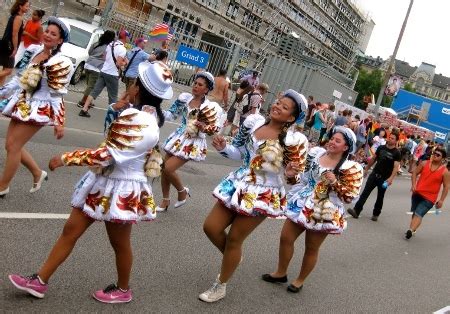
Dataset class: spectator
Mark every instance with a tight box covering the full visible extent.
[304,95,315,128]
[122,37,152,90]
[14,9,45,65]
[149,48,168,63]
[405,147,449,239]
[79,29,129,117]
[334,109,348,126]
[308,102,326,145]
[76,30,115,109]
[0,0,29,86]
[231,83,269,134]
[355,118,369,151]
[241,70,260,88]
[348,132,401,221]
[319,103,335,142]
[209,69,229,110]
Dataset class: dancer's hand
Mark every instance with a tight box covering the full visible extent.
[54,125,64,139]
[194,120,207,132]
[285,162,301,178]
[112,92,130,111]
[212,135,226,151]
[49,155,64,171]
[436,200,443,209]
[324,171,337,185]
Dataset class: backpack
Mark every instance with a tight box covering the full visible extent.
[242,92,262,115]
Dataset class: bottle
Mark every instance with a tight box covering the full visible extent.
[382,181,389,189]
[435,206,440,215]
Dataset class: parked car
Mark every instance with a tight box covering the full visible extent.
[57,18,104,84]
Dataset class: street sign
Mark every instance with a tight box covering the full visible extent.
[175,45,209,68]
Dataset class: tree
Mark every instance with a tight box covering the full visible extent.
[354,69,383,109]
[403,82,415,92]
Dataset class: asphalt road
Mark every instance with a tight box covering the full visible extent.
[1,86,449,313]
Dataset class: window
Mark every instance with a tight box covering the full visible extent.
[68,25,91,49]
[226,1,239,19]
[167,4,173,10]
[163,12,170,23]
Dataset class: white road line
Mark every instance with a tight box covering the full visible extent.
[0,212,69,219]
[64,100,180,126]
[433,306,450,314]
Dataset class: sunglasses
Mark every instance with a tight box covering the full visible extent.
[433,152,442,157]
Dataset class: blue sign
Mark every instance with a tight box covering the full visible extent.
[175,45,209,68]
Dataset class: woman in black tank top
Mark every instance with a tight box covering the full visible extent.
[0,0,29,85]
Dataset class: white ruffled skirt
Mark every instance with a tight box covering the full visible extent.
[2,94,62,126]
[285,184,347,234]
[213,167,286,217]
[163,128,207,161]
[71,171,157,223]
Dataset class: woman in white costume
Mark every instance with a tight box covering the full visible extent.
[8,61,173,304]
[156,71,222,211]
[0,17,73,197]
[199,89,309,303]
[262,126,364,293]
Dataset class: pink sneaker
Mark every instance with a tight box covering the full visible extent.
[9,274,48,298]
[93,284,132,304]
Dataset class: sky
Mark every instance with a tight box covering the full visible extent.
[358,0,450,77]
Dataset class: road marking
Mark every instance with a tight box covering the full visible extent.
[0,212,69,219]
[64,100,181,126]
[405,211,443,215]
[434,306,450,314]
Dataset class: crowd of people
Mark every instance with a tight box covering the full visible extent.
[0,0,449,306]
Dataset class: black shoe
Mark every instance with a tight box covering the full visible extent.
[79,109,91,117]
[405,229,413,239]
[261,274,288,283]
[287,284,303,293]
[371,215,378,222]
[347,208,359,219]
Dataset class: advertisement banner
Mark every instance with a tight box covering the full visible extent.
[384,75,402,96]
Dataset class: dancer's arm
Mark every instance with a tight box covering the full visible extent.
[46,56,74,128]
[332,161,364,203]
[49,146,113,170]
[163,93,190,121]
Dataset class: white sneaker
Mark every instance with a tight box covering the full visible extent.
[198,278,226,303]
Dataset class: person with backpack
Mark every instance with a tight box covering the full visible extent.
[78,30,129,118]
[231,83,268,135]
[122,37,153,90]
[76,30,115,108]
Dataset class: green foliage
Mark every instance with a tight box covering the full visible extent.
[382,95,393,108]
[354,69,383,109]
[403,82,415,92]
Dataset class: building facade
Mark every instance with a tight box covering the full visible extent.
[357,54,450,104]
[144,0,372,74]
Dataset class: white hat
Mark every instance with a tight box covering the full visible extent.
[194,71,215,91]
[282,89,307,113]
[331,126,357,155]
[47,17,71,43]
[138,61,173,100]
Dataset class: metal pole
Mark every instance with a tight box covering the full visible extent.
[99,0,114,27]
[52,0,60,16]
[374,0,414,117]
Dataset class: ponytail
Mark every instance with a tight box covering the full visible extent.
[136,78,165,127]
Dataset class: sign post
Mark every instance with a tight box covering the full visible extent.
[175,45,210,69]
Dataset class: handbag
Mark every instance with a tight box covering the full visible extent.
[110,42,123,79]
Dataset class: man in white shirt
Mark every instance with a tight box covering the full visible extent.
[79,29,129,117]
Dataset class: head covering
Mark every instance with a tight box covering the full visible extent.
[138,61,173,100]
[194,71,215,91]
[135,37,148,45]
[118,29,131,39]
[47,16,70,43]
[282,89,307,113]
[331,126,357,155]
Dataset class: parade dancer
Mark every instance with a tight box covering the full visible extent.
[156,72,222,212]
[8,61,173,303]
[405,147,449,239]
[262,126,363,293]
[0,17,73,198]
[199,89,308,302]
